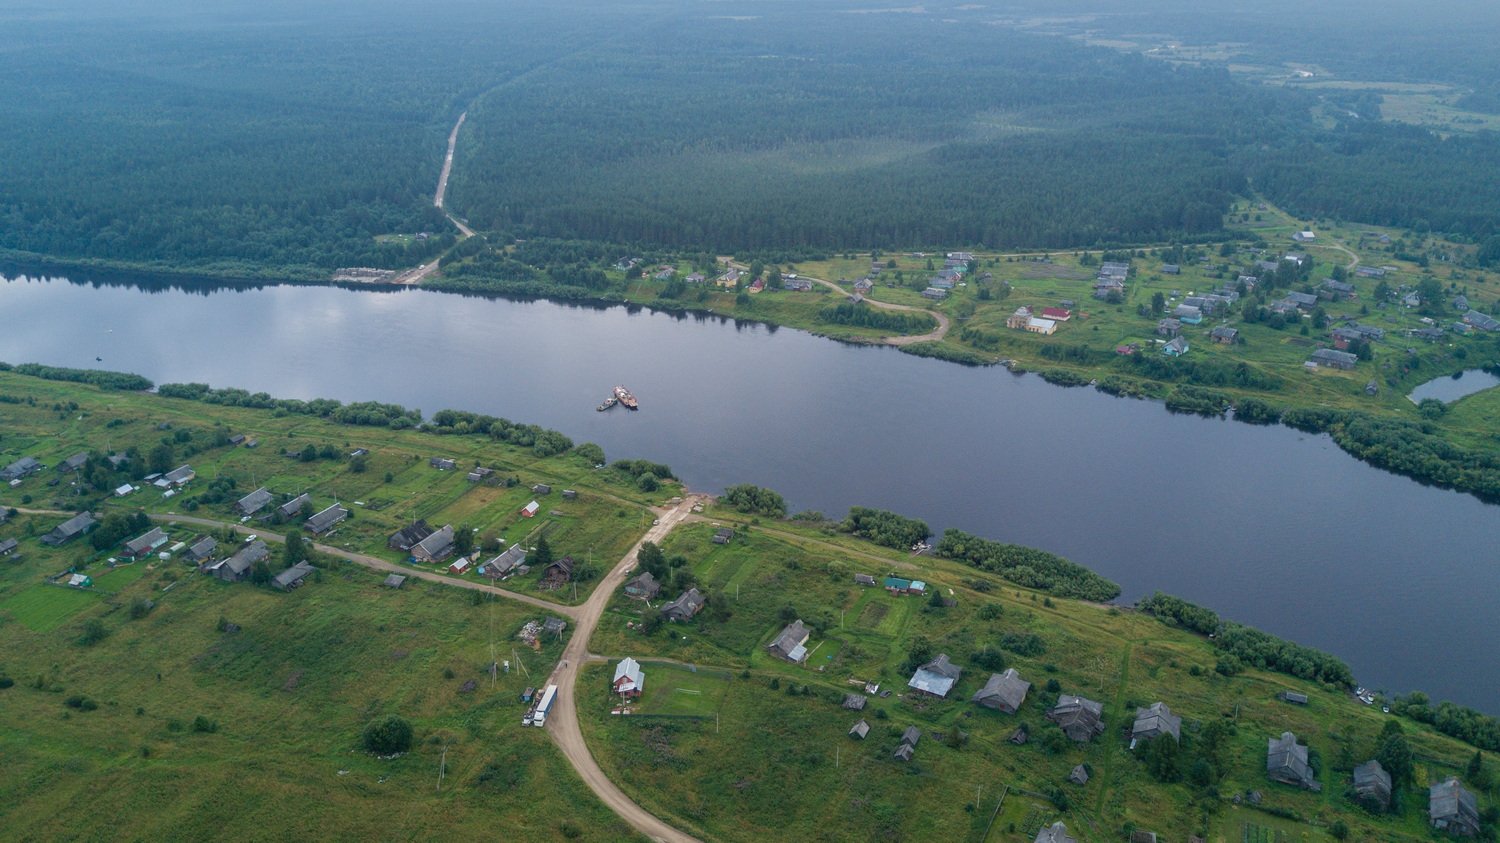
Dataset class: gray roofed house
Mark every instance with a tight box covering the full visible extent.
[712,527,734,545]
[1162,336,1189,357]
[1033,821,1078,843]
[921,287,947,300]
[1321,279,1356,297]
[122,527,169,558]
[1210,326,1239,344]
[1047,695,1106,742]
[1,456,42,482]
[1160,264,1180,274]
[893,743,915,762]
[623,571,661,599]
[543,617,568,635]
[971,668,1030,714]
[1173,304,1202,323]
[661,587,707,622]
[183,536,218,564]
[235,487,275,516]
[429,457,457,470]
[1348,322,1385,339]
[40,512,97,546]
[1131,702,1182,742]
[229,434,247,446]
[387,520,433,551]
[271,561,314,591]
[304,503,349,535]
[412,525,456,563]
[843,693,868,711]
[1356,265,1386,278]
[108,452,130,469]
[278,493,312,518]
[1267,731,1320,791]
[1285,291,1319,309]
[1452,295,1470,311]
[1411,327,1445,342]
[1351,759,1392,812]
[849,719,870,739]
[210,540,269,582]
[767,619,811,660]
[1464,310,1500,332]
[0,538,19,555]
[908,653,962,698]
[383,574,407,588]
[1277,690,1309,705]
[482,544,528,579]
[1255,260,1279,273]
[467,466,495,483]
[1157,318,1182,337]
[1309,349,1359,370]
[900,726,921,746]
[853,278,873,293]
[855,573,877,586]
[1069,765,1089,785]
[532,484,551,495]
[163,464,196,486]
[57,452,89,473]
[1430,776,1480,836]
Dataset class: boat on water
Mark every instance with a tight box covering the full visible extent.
[613,386,639,410]
[596,396,618,412]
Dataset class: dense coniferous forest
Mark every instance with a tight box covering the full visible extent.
[0,0,1498,273]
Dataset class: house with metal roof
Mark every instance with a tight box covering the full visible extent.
[1430,776,1480,835]
[767,619,810,661]
[1047,695,1106,742]
[661,587,706,622]
[971,668,1030,714]
[1351,759,1392,813]
[272,561,314,591]
[908,654,962,698]
[305,503,349,535]
[235,487,274,517]
[612,657,645,698]
[1266,731,1320,791]
[1464,310,1500,332]
[1173,304,1202,324]
[41,512,97,546]
[411,525,456,562]
[1131,702,1181,743]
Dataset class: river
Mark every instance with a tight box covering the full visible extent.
[4,271,1499,712]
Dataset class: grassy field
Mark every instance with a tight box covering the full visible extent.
[580,517,1494,842]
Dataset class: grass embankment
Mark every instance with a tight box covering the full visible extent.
[580,516,1492,842]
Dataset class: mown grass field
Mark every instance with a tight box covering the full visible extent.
[581,516,1493,842]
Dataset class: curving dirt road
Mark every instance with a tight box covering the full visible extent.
[727,263,952,345]
[543,495,707,843]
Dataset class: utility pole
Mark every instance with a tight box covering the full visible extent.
[437,745,447,790]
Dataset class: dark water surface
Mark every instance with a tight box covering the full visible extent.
[1408,367,1500,404]
[4,272,1498,711]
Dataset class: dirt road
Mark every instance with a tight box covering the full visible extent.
[727,262,951,345]
[543,495,707,843]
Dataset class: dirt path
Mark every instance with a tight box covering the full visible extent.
[727,263,952,345]
[391,112,475,286]
[543,494,708,843]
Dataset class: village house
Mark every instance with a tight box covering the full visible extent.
[1047,694,1106,742]
[278,493,312,518]
[1355,265,1386,278]
[712,527,734,545]
[921,287,947,300]
[480,544,528,579]
[1351,760,1392,813]
[0,538,18,556]
[1156,318,1182,337]
[908,653,962,698]
[1266,731,1320,791]
[1237,275,1261,289]
[40,512,97,546]
[1293,230,1317,242]
[68,574,93,588]
[842,693,867,711]
[383,574,407,589]
[623,571,661,599]
[272,561,314,591]
[685,272,706,284]
[846,292,864,304]
[1162,336,1189,357]
[1410,327,1445,342]
[1210,326,1239,345]
[1452,295,1470,311]
[429,457,457,471]
[183,536,218,566]
[121,527,169,560]
[467,466,495,483]
[562,489,578,499]
[57,452,89,474]
[613,657,645,698]
[784,278,813,292]
[1309,349,1358,370]
[448,556,472,575]
[1320,279,1356,299]
[1068,765,1089,785]
[971,668,1030,714]
[107,452,130,469]
[1277,690,1309,706]
[852,278,873,294]
[411,525,456,563]
[1,456,43,482]
[1284,253,1308,267]
[387,521,433,551]
[854,573,876,586]
[1007,306,1034,329]
[234,487,274,517]
[542,556,575,587]
[160,464,196,488]
[1464,310,1500,332]
[1173,304,1203,324]
[1255,259,1279,274]
[520,500,540,517]
[849,719,870,740]
[767,619,811,661]
[532,484,551,495]
[1033,822,1078,843]
[1430,776,1480,836]
[304,503,349,535]
[1285,291,1319,310]
[1160,264,1180,275]
[893,743,915,762]
[1130,702,1182,743]
[207,540,269,582]
[661,587,706,622]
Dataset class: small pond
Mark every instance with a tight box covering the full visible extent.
[1407,367,1500,404]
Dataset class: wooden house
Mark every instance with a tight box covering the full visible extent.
[661,587,706,622]
[388,520,433,551]
[411,525,456,563]
[542,556,575,587]
[40,512,97,546]
[1430,776,1480,836]
[971,668,1030,714]
[121,527,169,559]
[612,657,645,698]
[271,561,314,591]
[1047,695,1106,742]
[1266,731,1320,791]
[623,571,661,599]
[234,487,274,517]
[908,654,962,698]
[1130,702,1181,743]
[304,503,349,535]
[1351,760,1392,813]
[278,493,312,518]
[767,619,810,661]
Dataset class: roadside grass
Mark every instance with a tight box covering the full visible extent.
[0,565,640,841]
[581,518,1491,841]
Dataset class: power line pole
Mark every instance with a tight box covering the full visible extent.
[437,745,447,790]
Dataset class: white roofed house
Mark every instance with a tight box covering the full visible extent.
[908,654,962,698]
[612,657,645,698]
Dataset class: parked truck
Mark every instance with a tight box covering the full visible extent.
[532,684,558,727]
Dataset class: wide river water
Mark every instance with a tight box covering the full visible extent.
[3,271,1498,711]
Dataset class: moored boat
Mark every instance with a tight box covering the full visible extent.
[613,386,639,409]
[596,396,618,411]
